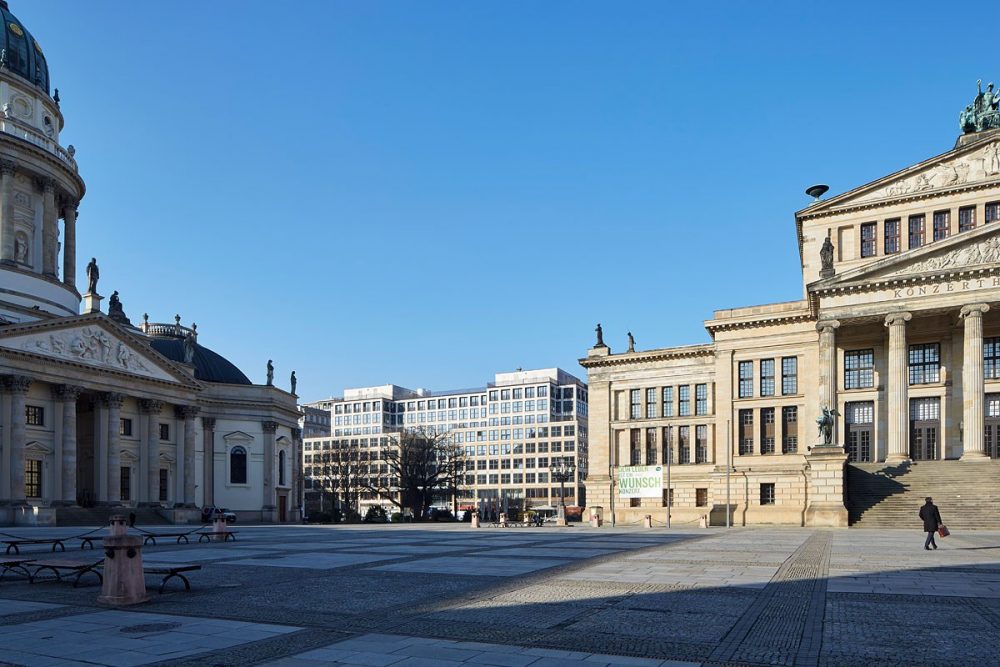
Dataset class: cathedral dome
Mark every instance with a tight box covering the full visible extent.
[148,333,253,386]
[0,2,50,94]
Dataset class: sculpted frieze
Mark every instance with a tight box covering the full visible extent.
[883,235,1000,277]
[855,141,1000,203]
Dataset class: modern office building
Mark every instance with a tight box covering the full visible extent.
[303,368,588,518]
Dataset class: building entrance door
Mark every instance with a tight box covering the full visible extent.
[278,494,287,522]
[845,402,874,463]
[909,398,940,461]
[986,395,1000,459]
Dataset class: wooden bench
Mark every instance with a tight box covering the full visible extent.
[28,559,103,587]
[142,532,193,546]
[0,558,35,582]
[3,538,67,555]
[144,564,202,593]
[197,530,237,543]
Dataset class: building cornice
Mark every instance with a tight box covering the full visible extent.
[704,312,815,336]
[579,344,714,369]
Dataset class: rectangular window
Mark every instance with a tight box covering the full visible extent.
[739,409,754,455]
[662,387,674,418]
[645,427,657,466]
[678,426,690,464]
[760,483,775,505]
[760,359,775,397]
[932,210,950,241]
[629,497,641,508]
[695,424,708,463]
[25,459,41,498]
[782,406,798,454]
[738,361,753,399]
[908,214,925,249]
[908,343,941,385]
[645,388,657,419]
[884,218,901,254]
[159,423,170,441]
[781,357,798,395]
[661,426,673,465]
[630,389,641,420]
[844,349,875,389]
[159,469,168,501]
[662,488,674,508]
[695,488,708,507]
[987,201,1000,225]
[678,385,691,417]
[860,221,876,257]
[630,429,642,466]
[120,467,131,501]
[986,338,1000,380]
[119,418,133,437]
[25,405,44,426]
[761,407,776,454]
[959,206,976,232]
[695,383,708,416]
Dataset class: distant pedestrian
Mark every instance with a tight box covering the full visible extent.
[919,497,942,550]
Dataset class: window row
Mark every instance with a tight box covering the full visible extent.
[737,406,799,455]
[627,425,711,465]
[737,357,798,399]
[844,342,959,389]
[629,383,711,420]
[859,202,1000,258]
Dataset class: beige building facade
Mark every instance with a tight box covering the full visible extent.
[582,107,1000,527]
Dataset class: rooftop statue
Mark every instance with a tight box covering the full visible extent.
[961,79,1000,134]
[86,257,99,294]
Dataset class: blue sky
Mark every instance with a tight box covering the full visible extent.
[18,1,999,400]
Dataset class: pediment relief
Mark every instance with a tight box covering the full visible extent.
[25,441,52,456]
[159,452,176,464]
[121,450,139,463]
[0,321,181,383]
[223,431,254,443]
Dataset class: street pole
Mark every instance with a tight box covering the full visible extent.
[666,429,672,529]
[726,418,731,529]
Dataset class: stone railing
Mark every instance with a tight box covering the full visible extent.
[143,322,195,338]
[0,116,78,171]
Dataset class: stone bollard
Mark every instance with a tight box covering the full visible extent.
[643,514,652,529]
[471,514,480,528]
[589,514,602,528]
[211,514,227,542]
[699,515,708,529]
[97,515,149,606]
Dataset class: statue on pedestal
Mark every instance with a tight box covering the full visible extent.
[86,257,99,294]
[290,370,297,395]
[183,329,196,364]
[819,236,835,278]
[816,406,839,446]
[594,322,605,347]
[627,331,635,353]
[266,359,274,386]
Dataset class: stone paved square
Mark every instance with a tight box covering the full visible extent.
[0,524,998,666]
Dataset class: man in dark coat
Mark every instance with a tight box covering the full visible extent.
[919,497,943,550]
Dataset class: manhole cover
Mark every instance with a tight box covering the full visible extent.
[121,622,182,634]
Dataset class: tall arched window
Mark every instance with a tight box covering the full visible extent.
[230,446,247,484]
[278,450,286,486]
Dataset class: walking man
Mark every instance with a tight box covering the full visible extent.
[919,497,943,550]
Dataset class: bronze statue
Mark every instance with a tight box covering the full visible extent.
[86,257,99,294]
[961,78,1000,134]
[290,370,297,395]
[627,331,635,353]
[595,322,605,347]
[266,359,274,386]
[816,406,839,446]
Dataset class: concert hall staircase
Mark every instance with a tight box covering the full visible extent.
[54,506,173,527]
[847,460,1000,529]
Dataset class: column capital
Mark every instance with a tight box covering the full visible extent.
[816,319,841,333]
[201,416,216,430]
[262,420,279,434]
[61,200,79,217]
[33,176,57,194]
[52,384,83,401]
[0,158,17,175]
[3,374,33,394]
[175,405,200,420]
[100,392,126,408]
[960,303,990,319]
[885,311,913,327]
[292,427,302,441]
[139,398,163,414]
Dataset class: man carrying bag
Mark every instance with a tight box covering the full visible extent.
[919,497,945,550]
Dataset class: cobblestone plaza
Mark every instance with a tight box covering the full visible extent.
[0,524,998,666]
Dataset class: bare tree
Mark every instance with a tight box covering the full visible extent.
[361,427,465,519]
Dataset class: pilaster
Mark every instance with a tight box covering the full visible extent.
[54,385,82,505]
[5,375,32,504]
[262,420,278,516]
[62,203,77,288]
[201,416,216,507]
[102,392,125,504]
[0,160,16,264]
[140,399,163,504]
[177,405,199,506]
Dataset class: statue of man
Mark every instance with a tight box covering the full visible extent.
[183,329,196,364]
[290,370,297,395]
[86,257,99,294]
[595,322,605,347]
[820,236,835,273]
[266,359,274,386]
[627,331,635,353]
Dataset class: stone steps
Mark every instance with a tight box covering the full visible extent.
[54,506,173,527]
[847,461,1000,529]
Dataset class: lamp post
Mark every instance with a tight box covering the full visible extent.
[549,458,576,527]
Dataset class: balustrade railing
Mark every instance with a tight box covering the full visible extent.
[0,116,78,171]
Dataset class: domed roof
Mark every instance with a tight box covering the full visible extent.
[0,2,50,94]
[149,336,253,386]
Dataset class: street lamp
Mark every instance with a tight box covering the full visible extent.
[548,458,576,526]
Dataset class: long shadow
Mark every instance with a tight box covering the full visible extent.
[845,462,910,524]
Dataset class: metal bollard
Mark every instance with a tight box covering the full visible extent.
[643,514,652,529]
[97,515,149,606]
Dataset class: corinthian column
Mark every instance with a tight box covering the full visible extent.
[0,160,17,264]
[262,420,278,514]
[817,319,841,444]
[177,405,199,505]
[62,204,77,288]
[961,304,991,460]
[140,399,163,504]
[56,385,82,504]
[103,393,125,503]
[40,178,58,277]
[202,417,216,507]
[6,375,32,504]
[886,312,913,463]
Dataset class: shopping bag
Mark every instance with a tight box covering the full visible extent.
[938,525,950,538]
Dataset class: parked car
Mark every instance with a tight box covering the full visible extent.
[201,506,237,523]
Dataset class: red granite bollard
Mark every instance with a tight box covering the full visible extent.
[97,515,149,606]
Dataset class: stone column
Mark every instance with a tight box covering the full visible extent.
[886,312,913,463]
[177,406,199,506]
[55,385,82,504]
[0,160,16,264]
[817,319,841,445]
[961,304,991,460]
[40,178,58,277]
[292,427,302,521]
[140,399,163,504]
[5,375,32,504]
[62,204,76,288]
[202,417,216,507]
[262,421,278,516]
[103,393,125,503]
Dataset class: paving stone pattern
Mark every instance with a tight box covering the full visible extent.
[0,524,999,665]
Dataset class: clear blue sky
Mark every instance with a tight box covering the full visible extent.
[19,1,999,400]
